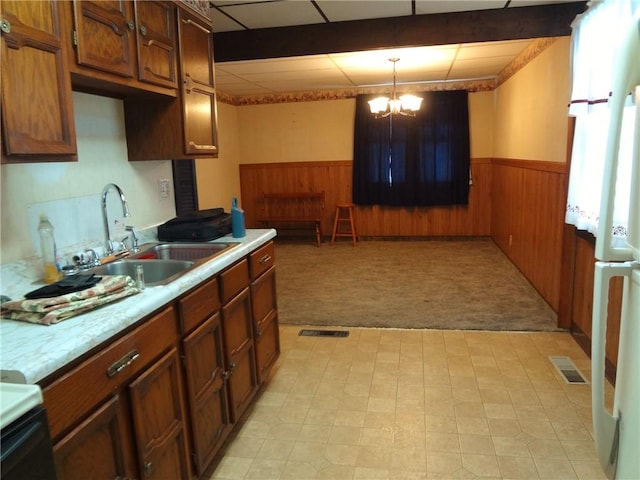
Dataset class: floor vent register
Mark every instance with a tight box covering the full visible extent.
[299,329,349,338]
[548,356,589,384]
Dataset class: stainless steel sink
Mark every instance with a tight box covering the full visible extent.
[89,242,239,286]
[129,242,239,262]
[91,259,194,286]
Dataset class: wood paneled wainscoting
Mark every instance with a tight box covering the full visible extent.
[490,159,567,313]
[239,158,492,238]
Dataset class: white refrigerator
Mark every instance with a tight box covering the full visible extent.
[590,7,640,480]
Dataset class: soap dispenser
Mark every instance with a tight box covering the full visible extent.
[231,197,245,238]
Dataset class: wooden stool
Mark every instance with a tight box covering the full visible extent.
[331,203,358,246]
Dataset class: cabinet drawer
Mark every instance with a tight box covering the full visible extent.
[219,260,249,304]
[43,306,178,440]
[249,242,275,280]
[178,277,220,334]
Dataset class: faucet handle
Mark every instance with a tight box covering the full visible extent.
[125,225,140,253]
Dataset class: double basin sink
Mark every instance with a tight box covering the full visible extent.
[90,242,239,286]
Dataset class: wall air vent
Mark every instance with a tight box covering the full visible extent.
[549,356,589,384]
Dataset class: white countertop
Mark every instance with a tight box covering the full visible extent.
[0,229,276,385]
[0,383,43,430]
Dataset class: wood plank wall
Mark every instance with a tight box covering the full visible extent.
[239,158,492,238]
[490,159,567,312]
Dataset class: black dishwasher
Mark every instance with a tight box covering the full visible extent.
[1,405,57,480]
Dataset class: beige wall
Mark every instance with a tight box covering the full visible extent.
[492,37,571,162]
[196,101,242,211]
[237,99,355,163]
[468,91,495,158]
[232,93,494,165]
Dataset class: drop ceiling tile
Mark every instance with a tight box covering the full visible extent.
[217,55,336,75]
[251,79,341,92]
[214,1,324,29]
[240,69,352,84]
[456,39,531,60]
[330,45,458,71]
[453,55,515,69]
[415,0,505,15]
[316,0,412,22]
[448,64,506,79]
[210,8,245,32]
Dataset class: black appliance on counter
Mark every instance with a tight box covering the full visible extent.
[157,208,232,242]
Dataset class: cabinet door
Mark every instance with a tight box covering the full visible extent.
[183,313,232,476]
[133,0,177,88]
[72,0,135,78]
[251,266,280,383]
[177,8,218,156]
[54,395,136,480]
[221,287,258,422]
[129,348,191,480]
[1,0,77,159]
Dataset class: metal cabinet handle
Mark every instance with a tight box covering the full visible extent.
[188,141,217,151]
[107,349,140,377]
[222,362,236,381]
[139,25,147,36]
[0,19,11,34]
[259,254,272,264]
[127,20,135,30]
[144,461,155,476]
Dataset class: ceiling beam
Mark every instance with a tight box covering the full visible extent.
[213,2,586,62]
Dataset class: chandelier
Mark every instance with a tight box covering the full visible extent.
[368,58,423,118]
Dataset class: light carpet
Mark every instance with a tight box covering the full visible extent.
[274,238,562,331]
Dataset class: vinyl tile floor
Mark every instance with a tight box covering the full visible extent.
[206,326,614,480]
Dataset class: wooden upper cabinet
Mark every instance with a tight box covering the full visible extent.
[177,8,218,156]
[72,0,135,78]
[69,0,177,95]
[134,1,177,88]
[124,5,218,161]
[0,0,77,162]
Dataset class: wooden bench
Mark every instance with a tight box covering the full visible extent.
[258,192,325,246]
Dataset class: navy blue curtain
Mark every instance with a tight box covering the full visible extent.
[352,90,470,206]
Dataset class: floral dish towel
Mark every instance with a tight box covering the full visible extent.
[1,275,141,326]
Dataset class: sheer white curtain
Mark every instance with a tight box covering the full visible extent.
[565,0,638,244]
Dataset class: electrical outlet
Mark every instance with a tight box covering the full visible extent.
[158,179,170,199]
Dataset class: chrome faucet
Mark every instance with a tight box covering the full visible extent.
[102,183,130,254]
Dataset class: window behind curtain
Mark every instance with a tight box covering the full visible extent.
[352,90,471,207]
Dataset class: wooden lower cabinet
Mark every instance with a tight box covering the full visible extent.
[129,348,190,480]
[221,287,258,423]
[249,241,280,383]
[53,347,191,480]
[182,313,231,476]
[251,266,280,383]
[47,243,280,479]
[53,395,136,480]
